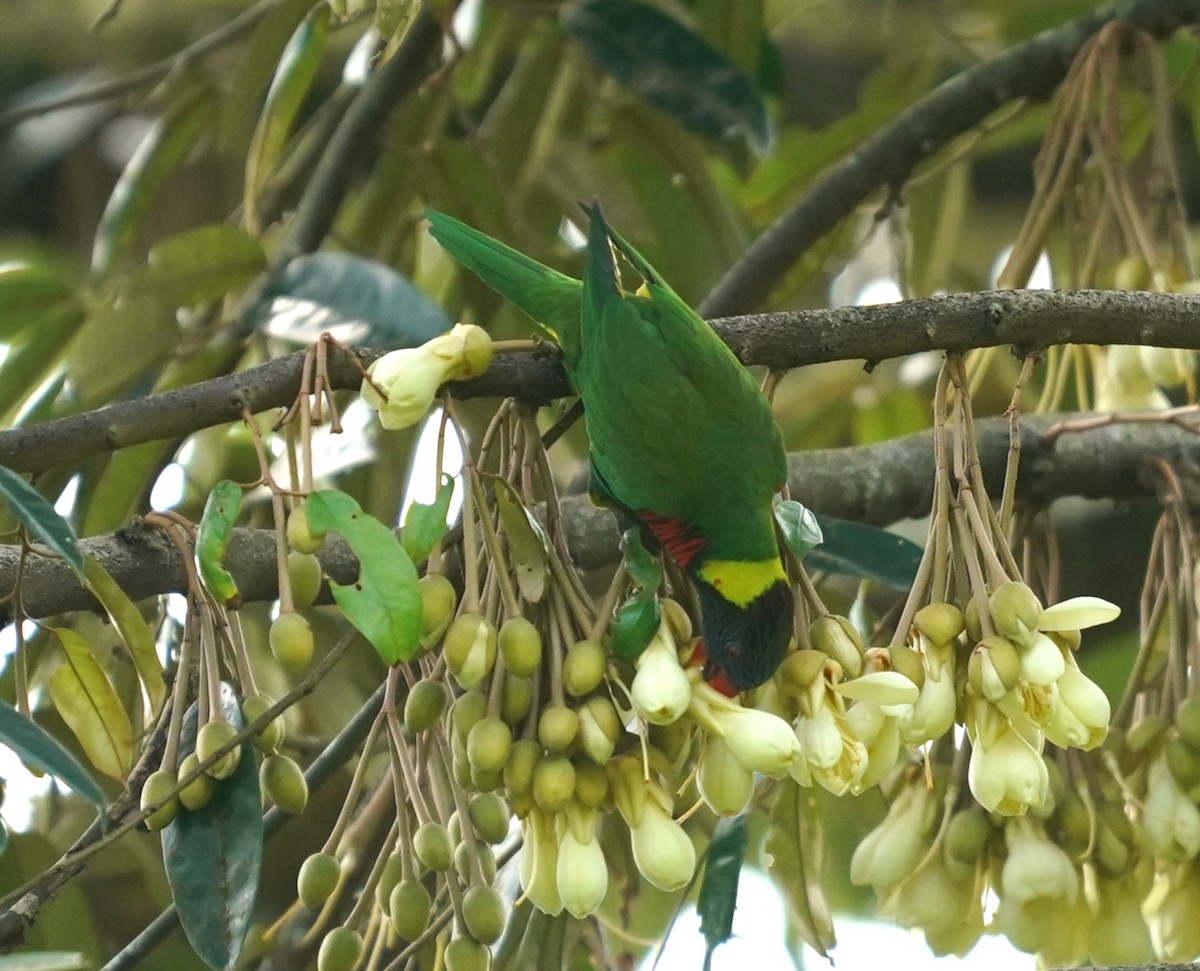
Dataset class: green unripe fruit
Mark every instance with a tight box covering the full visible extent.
[468,792,511,844]
[261,754,308,814]
[1177,697,1200,748]
[537,705,579,753]
[141,769,180,831]
[444,937,490,971]
[448,810,463,845]
[317,926,362,971]
[451,691,488,739]
[944,807,989,865]
[503,739,541,798]
[467,718,513,775]
[197,720,241,780]
[298,852,341,908]
[444,613,497,689]
[404,679,449,734]
[287,501,326,554]
[500,674,532,725]
[498,616,541,678]
[389,879,432,941]
[913,602,965,646]
[375,853,405,914]
[287,551,323,609]
[177,753,217,810]
[574,763,609,809]
[562,639,606,697]
[242,694,285,753]
[532,755,575,814]
[419,574,458,646]
[413,822,453,872]
[456,841,497,884]
[462,885,506,944]
[269,612,314,670]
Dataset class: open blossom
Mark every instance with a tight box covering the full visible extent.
[689,681,800,778]
[1040,655,1110,750]
[361,323,493,429]
[1037,596,1120,632]
[792,671,866,794]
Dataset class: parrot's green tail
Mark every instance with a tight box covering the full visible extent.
[424,210,583,362]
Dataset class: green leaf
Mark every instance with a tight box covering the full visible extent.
[494,480,549,604]
[250,252,450,347]
[620,528,661,591]
[47,627,134,780]
[401,475,454,563]
[0,698,106,814]
[0,465,83,574]
[0,952,89,971]
[163,683,262,971]
[806,515,922,590]
[82,557,166,713]
[699,815,748,971]
[121,225,268,308]
[563,0,772,155]
[773,498,823,560]
[610,589,659,663]
[0,302,87,422]
[765,783,836,959]
[196,480,244,606]
[305,489,422,664]
[0,263,80,342]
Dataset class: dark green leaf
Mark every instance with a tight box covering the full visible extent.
[563,0,772,155]
[699,815,748,970]
[0,698,106,815]
[0,465,83,574]
[610,589,659,662]
[494,480,548,604]
[0,263,80,342]
[120,225,267,307]
[401,474,454,563]
[773,498,823,560]
[765,783,836,959]
[806,514,922,590]
[251,252,449,347]
[196,480,244,606]
[305,489,422,663]
[620,527,661,591]
[163,683,261,971]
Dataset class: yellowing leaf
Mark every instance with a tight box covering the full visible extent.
[48,628,134,780]
[83,557,166,714]
[494,479,548,604]
[766,783,837,959]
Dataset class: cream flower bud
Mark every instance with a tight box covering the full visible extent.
[577,695,621,764]
[1139,345,1193,388]
[1001,817,1078,906]
[689,682,801,778]
[555,807,607,918]
[1146,864,1200,960]
[900,663,957,747]
[853,709,901,793]
[630,623,690,726]
[895,857,975,937]
[1089,876,1154,966]
[519,807,562,915]
[968,637,1020,702]
[1018,632,1066,686]
[1142,752,1200,860]
[627,794,696,891]
[1041,658,1109,750]
[967,718,1048,815]
[361,324,493,430]
[799,704,846,771]
[849,782,933,893]
[1036,596,1120,632]
[697,736,754,816]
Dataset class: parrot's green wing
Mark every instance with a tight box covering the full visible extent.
[424,210,583,367]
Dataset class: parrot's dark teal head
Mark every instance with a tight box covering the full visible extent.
[693,574,795,694]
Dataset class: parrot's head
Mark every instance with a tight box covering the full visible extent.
[692,569,794,695]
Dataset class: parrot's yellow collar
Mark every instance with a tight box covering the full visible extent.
[697,558,787,608]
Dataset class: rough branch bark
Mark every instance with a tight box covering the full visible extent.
[5,412,1193,620]
[4,288,1200,475]
[698,0,1200,316]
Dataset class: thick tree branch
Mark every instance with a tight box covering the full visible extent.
[698,0,1200,317]
[3,288,1200,475]
[5,412,1195,620]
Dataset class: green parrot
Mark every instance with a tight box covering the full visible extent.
[426,205,793,693]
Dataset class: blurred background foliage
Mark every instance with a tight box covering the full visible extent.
[1,0,1197,967]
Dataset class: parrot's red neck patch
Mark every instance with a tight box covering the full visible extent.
[636,510,705,569]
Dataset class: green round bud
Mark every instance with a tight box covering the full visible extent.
[261,753,308,814]
[532,755,575,814]
[963,597,983,643]
[456,840,497,885]
[1167,736,1200,789]
[242,694,285,753]
[1126,715,1168,756]
[444,613,497,689]
[389,879,432,941]
[988,581,1042,642]
[562,639,606,697]
[287,500,326,555]
[419,574,458,646]
[375,853,405,915]
[944,807,989,865]
[1177,697,1200,749]
[177,752,217,810]
[500,674,533,725]
[451,691,488,739]
[196,720,241,780]
[913,602,965,646]
[467,718,513,775]
[470,766,503,793]
[287,551,323,609]
[574,763,610,809]
[317,927,362,971]
[462,885,506,945]
[444,937,490,971]
[498,616,541,678]
[808,615,863,678]
[537,705,579,753]
[1054,790,1092,856]
[404,679,449,734]
[141,769,180,831]
[468,792,511,845]
[413,822,453,872]
[297,852,341,909]
[269,612,314,670]
[503,739,541,799]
